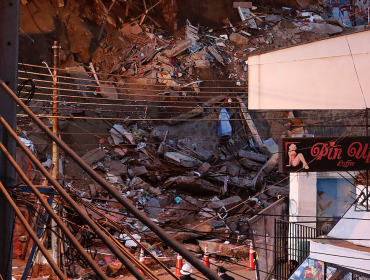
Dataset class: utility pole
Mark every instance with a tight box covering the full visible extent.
[51,41,60,278]
[0,1,20,280]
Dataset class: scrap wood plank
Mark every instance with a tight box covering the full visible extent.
[236,97,265,150]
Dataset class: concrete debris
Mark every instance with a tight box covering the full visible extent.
[239,158,263,171]
[164,176,220,195]
[229,33,249,45]
[164,152,202,167]
[308,22,343,34]
[208,196,242,210]
[81,148,107,165]
[265,14,282,23]
[17,0,354,275]
[238,150,268,163]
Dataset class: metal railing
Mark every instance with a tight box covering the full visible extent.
[273,219,324,280]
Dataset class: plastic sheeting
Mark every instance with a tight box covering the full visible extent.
[218,108,232,137]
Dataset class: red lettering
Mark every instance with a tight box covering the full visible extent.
[311,143,328,160]
[337,160,355,168]
[311,143,342,160]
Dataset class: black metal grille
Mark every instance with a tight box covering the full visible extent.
[273,219,324,280]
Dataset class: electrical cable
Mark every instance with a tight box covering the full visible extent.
[17,75,246,92]
[18,64,246,83]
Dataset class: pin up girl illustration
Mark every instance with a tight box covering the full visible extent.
[286,143,309,169]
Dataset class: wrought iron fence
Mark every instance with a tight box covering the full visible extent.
[273,219,324,280]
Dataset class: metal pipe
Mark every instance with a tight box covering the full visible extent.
[0,142,109,280]
[0,182,67,280]
[0,115,147,280]
[76,197,180,280]
[51,40,60,278]
[0,79,222,280]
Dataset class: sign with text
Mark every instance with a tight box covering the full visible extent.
[278,137,370,172]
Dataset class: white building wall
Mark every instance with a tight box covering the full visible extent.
[248,30,370,109]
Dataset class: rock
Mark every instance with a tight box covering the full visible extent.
[145,198,161,218]
[67,14,92,63]
[157,195,173,207]
[230,33,249,45]
[131,177,152,191]
[265,14,282,23]
[89,184,97,197]
[28,135,48,152]
[195,60,211,68]
[238,150,268,162]
[266,186,289,197]
[164,152,202,167]
[104,160,127,175]
[99,84,118,100]
[229,177,254,187]
[197,162,211,175]
[163,39,192,57]
[81,148,107,165]
[198,240,250,258]
[163,176,220,195]
[130,166,148,176]
[120,22,143,35]
[208,196,242,210]
[225,163,241,176]
[259,193,269,201]
[239,158,263,171]
[308,22,343,34]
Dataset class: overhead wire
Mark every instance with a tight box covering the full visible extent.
[18,63,246,83]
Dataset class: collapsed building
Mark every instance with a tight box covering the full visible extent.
[4,0,370,279]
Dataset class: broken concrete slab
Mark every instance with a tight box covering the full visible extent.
[65,66,91,97]
[198,240,250,258]
[131,177,152,191]
[208,196,242,210]
[120,22,143,35]
[265,14,282,23]
[195,60,211,68]
[229,177,254,188]
[225,162,241,176]
[164,152,202,168]
[130,166,148,176]
[163,176,220,195]
[81,148,107,165]
[197,162,211,176]
[99,84,119,99]
[104,160,127,175]
[163,39,192,57]
[239,158,263,171]
[28,135,48,152]
[145,198,161,218]
[308,22,343,34]
[109,124,135,145]
[266,185,289,197]
[230,33,249,45]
